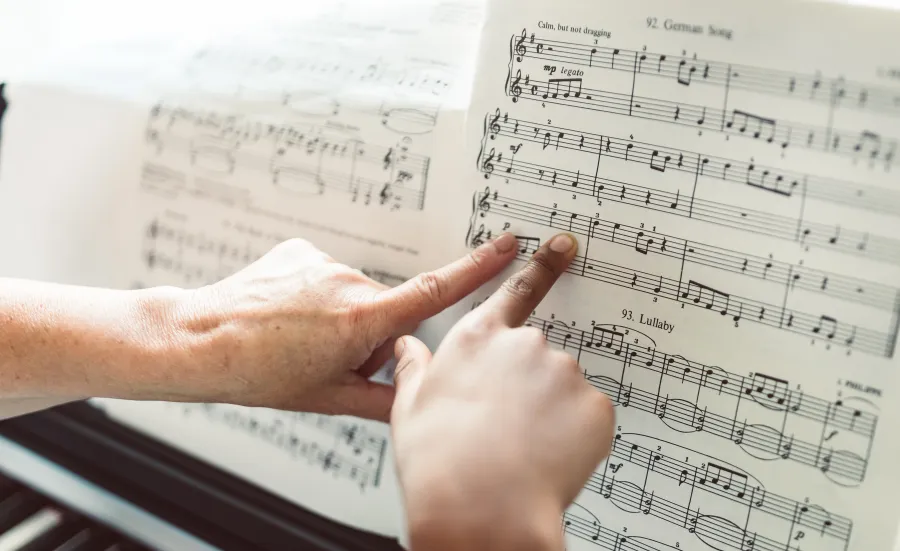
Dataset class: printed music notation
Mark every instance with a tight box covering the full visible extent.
[515,313,875,485]
[510,33,900,116]
[477,111,900,266]
[464,5,900,551]
[472,188,899,313]
[143,104,430,211]
[142,217,270,287]
[594,433,852,551]
[173,403,388,491]
[507,31,898,168]
[185,33,457,95]
[467,198,900,358]
[484,110,900,218]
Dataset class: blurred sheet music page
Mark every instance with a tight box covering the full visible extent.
[15,0,489,540]
[4,0,900,549]
[462,0,900,550]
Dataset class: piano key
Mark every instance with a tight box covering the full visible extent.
[0,477,18,501]
[0,508,61,551]
[53,527,119,551]
[0,490,46,533]
[104,541,154,551]
[17,513,91,551]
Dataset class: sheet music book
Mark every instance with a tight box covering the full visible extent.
[2,0,900,549]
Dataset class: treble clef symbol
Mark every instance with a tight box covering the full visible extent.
[488,108,501,139]
[514,28,527,61]
[510,70,522,102]
[481,148,496,178]
[478,187,491,216]
[471,224,486,247]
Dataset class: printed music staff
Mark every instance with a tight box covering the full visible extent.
[469,190,900,357]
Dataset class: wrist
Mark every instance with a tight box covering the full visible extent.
[89,285,196,401]
[112,284,237,403]
[404,473,564,551]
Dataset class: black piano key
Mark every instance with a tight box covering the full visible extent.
[17,513,89,551]
[0,477,19,500]
[53,526,119,551]
[104,541,155,551]
[0,490,46,533]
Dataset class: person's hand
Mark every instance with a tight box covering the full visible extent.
[390,233,615,551]
[154,234,519,420]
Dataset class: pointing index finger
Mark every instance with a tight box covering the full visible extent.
[373,232,518,326]
[480,233,578,327]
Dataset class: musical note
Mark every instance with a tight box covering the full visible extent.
[649,150,670,172]
[507,143,522,173]
[812,315,838,339]
[854,130,882,160]
[682,280,730,312]
[726,109,777,142]
[545,77,583,99]
[677,59,696,86]
[515,235,541,254]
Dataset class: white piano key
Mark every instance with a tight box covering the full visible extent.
[0,508,61,551]
[0,437,217,551]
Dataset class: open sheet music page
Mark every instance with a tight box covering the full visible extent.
[5,0,900,548]
[463,0,900,549]
[0,0,482,540]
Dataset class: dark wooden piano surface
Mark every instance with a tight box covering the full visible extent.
[0,402,404,551]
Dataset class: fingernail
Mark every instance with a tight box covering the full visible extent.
[492,232,516,253]
[549,234,576,253]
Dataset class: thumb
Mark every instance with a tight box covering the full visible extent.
[331,379,396,423]
[393,336,433,401]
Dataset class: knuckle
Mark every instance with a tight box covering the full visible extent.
[500,272,538,303]
[499,251,559,302]
[529,250,560,278]
[592,390,615,420]
[561,353,582,373]
[414,271,448,308]
[282,237,313,251]
[450,315,490,346]
[548,350,579,374]
[518,326,547,347]
[393,356,417,384]
[466,248,489,271]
